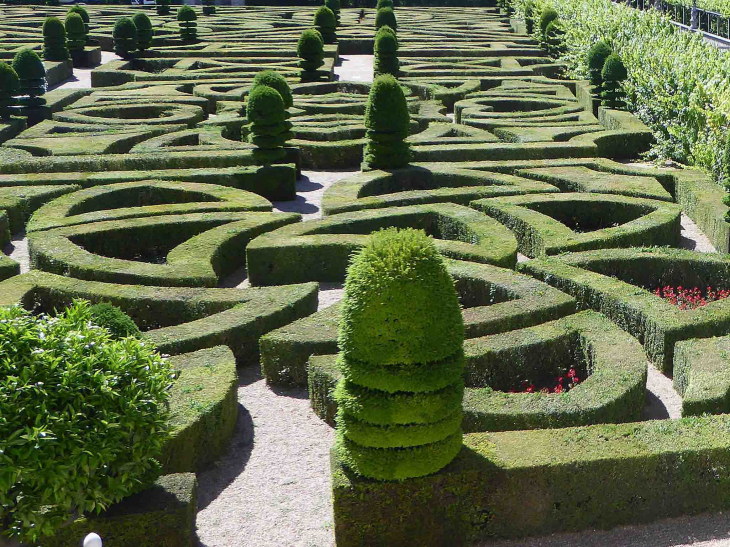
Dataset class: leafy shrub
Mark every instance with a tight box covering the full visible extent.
[334,228,465,480]
[112,17,137,59]
[314,5,337,44]
[539,6,558,38]
[245,84,293,165]
[157,0,171,16]
[88,302,142,339]
[42,17,68,62]
[325,0,341,25]
[601,53,627,109]
[375,7,397,31]
[524,0,535,34]
[11,48,46,108]
[544,19,566,57]
[132,12,154,51]
[0,301,172,542]
[68,4,90,30]
[65,13,86,53]
[586,39,612,91]
[177,5,198,42]
[363,74,410,169]
[202,0,215,15]
[374,25,398,77]
[0,62,19,120]
[297,29,325,82]
[252,70,293,109]
[377,0,394,8]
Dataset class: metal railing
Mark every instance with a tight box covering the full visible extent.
[617,0,730,42]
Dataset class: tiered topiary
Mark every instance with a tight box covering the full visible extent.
[67,4,90,39]
[65,13,86,54]
[325,0,341,25]
[12,48,46,109]
[374,25,398,77]
[363,74,410,170]
[0,62,19,120]
[297,29,325,82]
[157,0,171,16]
[586,40,612,96]
[252,70,293,110]
[202,0,215,15]
[333,228,465,481]
[42,17,69,62]
[88,302,142,339]
[178,5,198,42]
[133,12,154,51]
[314,6,337,44]
[113,17,138,60]
[539,6,558,48]
[601,53,628,109]
[544,18,566,57]
[524,0,535,34]
[375,6,397,31]
[245,84,293,165]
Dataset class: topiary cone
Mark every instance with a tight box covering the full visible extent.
[65,13,86,53]
[12,48,46,108]
[375,6,397,31]
[245,84,292,165]
[586,40,612,91]
[314,6,337,44]
[374,25,398,76]
[0,62,19,120]
[363,74,410,170]
[252,70,293,110]
[42,16,69,62]
[132,12,154,51]
[334,227,465,481]
[325,0,341,25]
[113,17,138,59]
[601,53,628,109]
[297,29,325,82]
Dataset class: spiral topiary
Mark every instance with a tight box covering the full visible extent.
[334,227,465,481]
[245,84,293,165]
[252,70,293,110]
[12,48,46,108]
[42,17,69,62]
[601,53,628,109]
[374,25,398,77]
[297,29,325,82]
[157,0,171,16]
[177,5,198,42]
[133,12,154,51]
[314,6,337,44]
[67,4,90,38]
[325,0,341,25]
[0,62,19,120]
[375,6,397,31]
[586,40,612,93]
[65,13,86,54]
[113,17,137,60]
[363,74,410,170]
[202,0,215,15]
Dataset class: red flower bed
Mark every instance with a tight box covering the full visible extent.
[654,286,730,310]
[509,367,581,394]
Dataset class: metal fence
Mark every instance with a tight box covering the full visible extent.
[617,0,730,41]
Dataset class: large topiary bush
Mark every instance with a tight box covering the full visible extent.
[325,0,341,25]
[314,6,337,44]
[374,25,398,76]
[112,17,138,59]
[68,4,90,38]
[544,19,566,57]
[539,7,558,38]
[334,228,465,481]
[377,0,394,10]
[157,0,171,16]
[601,53,628,109]
[586,40,612,91]
[375,6,397,31]
[11,48,46,108]
[297,29,325,82]
[88,302,142,339]
[178,5,198,42]
[133,12,154,51]
[65,13,86,54]
[42,17,69,62]
[0,62,18,120]
[0,301,172,543]
[202,0,215,15]
[363,74,410,169]
[252,70,293,109]
[524,0,535,34]
[245,84,293,165]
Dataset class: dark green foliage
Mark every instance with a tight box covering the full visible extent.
[202,0,215,15]
[375,7,397,31]
[252,70,293,109]
[334,228,464,480]
[539,7,558,38]
[67,4,90,30]
[297,29,325,81]
[0,301,172,543]
[245,85,293,165]
[524,0,535,34]
[325,0,341,24]
[374,25,398,76]
[178,6,198,42]
[587,40,612,90]
[11,48,46,108]
[133,13,154,51]
[157,0,171,16]
[46,0,59,6]
[0,62,19,120]
[88,302,142,339]
[113,17,138,60]
[377,0,394,8]
[363,74,410,169]
[42,17,69,62]
[601,53,628,109]
[65,13,86,53]
[544,20,566,57]
[314,6,337,44]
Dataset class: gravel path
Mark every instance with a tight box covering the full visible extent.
[333,54,374,82]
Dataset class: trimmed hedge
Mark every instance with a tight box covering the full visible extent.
[673,336,730,417]
[0,253,19,281]
[0,184,80,234]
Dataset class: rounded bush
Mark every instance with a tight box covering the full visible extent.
[12,48,46,105]
[586,40,612,87]
[88,302,142,339]
[326,0,341,24]
[68,4,90,25]
[42,16,65,39]
[65,13,86,53]
[0,61,20,99]
[42,17,69,62]
[0,301,172,543]
[252,70,293,109]
[314,6,337,44]
[601,53,628,109]
[297,29,325,79]
[178,5,198,41]
[132,12,154,51]
[377,0,394,9]
[245,84,292,164]
[375,6,397,31]
[363,74,410,168]
[113,17,138,59]
[202,0,215,15]
[157,0,171,16]
[602,52,628,82]
[539,7,558,37]
[178,4,197,21]
[374,25,398,76]
[246,84,286,125]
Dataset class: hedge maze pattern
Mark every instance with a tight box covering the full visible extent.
[1,4,730,547]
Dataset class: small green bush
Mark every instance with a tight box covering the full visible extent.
[202,0,215,15]
[157,0,171,16]
[374,25,398,76]
[326,0,341,24]
[539,7,558,38]
[586,40,612,90]
[177,5,198,42]
[113,17,138,59]
[42,17,69,62]
[601,53,628,109]
[314,6,337,44]
[65,13,86,53]
[132,12,154,51]
[11,48,46,108]
[0,301,172,543]
[375,6,397,31]
[0,62,19,120]
[88,302,142,339]
[252,70,293,109]
[363,74,410,169]
[334,228,465,480]
[245,84,293,165]
[297,29,325,82]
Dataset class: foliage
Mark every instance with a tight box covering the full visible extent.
[252,70,293,109]
[157,0,171,16]
[374,25,398,76]
[363,74,410,169]
[539,6,558,37]
[377,0,394,8]
[375,6,397,30]
[202,0,215,15]
[42,17,69,62]
[524,0,535,33]
[65,13,86,53]
[325,0,341,24]
[11,48,46,107]
[0,301,173,542]
[601,53,627,109]
[132,12,154,51]
[177,6,198,42]
[297,29,325,81]
[112,17,138,59]
[586,39,612,90]
[314,5,337,43]
[245,84,293,165]
[88,302,142,339]
[68,5,90,41]
[0,62,18,120]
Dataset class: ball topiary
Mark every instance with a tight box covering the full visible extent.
[88,302,142,339]
[374,25,398,77]
[363,74,410,170]
[132,12,154,51]
[314,6,337,44]
[601,53,628,109]
[65,13,86,53]
[586,40,612,91]
[42,17,69,62]
[245,84,293,165]
[202,0,215,15]
[334,228,465,481]
[539,7,558,40]
[67,4,90,38]
[177,5,198,42]
[0,301,173,543]
[157,0,171,16]
[375,6,397,31]
[252,70,293,109]
[113,17,138,59]
[297,29,325,82]
[11,48,46,108]
[0,62,19,120]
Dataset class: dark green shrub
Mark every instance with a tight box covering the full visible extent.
[65,13,86,53]
[0,62,18,120]
[42,17,69,62]
[46,0,59,6]
[544,19,566,57]
[334,228,465,480]
[601,53,628,109]
[11,48,46,108]
[245,84,293,165]
[363,74,410,170]
[376,0,394,9]
[374,25,398,77]
[586,40,612,91]
[88,302,142,339]
[67,4,89,38]
[524,0,535,34]
[0,301,172,543]
[325,0,341,25]
[157,0,171,16]
[132,12,154,51]
[252,70,293,109]
[177,5,198,42]
[539,7,558,39]
[297,29,325,82]
[314,6,337,44]
[113,17,138,59]
[202,0,215,15]
[375,7,397,31]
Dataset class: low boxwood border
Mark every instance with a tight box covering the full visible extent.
[0,184,81,234]
[673,336,730,417]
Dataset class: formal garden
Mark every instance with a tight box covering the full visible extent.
[1,0,730,546]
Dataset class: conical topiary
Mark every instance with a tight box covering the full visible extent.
[12,48,46,108]
[177,5,198,42]
[252,70,293,110]
[42,17,69,62]
[325,0,341,25]
[132,12,154,51]
[601,53,628,109]
[202,0,215,15]
[245,84,293,165]
[544,19,565,57]
[376,0,394,9]
[0,62,19,120]
[374,25,398,77]
[67,5,90,38]
[363,74,410,170]
[65,13,86,54]
[586,40,612,93]
[334,227,465,481]
[113,17,137,59]
[157,0,171,16]
[297,29,325,82]
[375,6,396,31]
[314,6,337,44]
